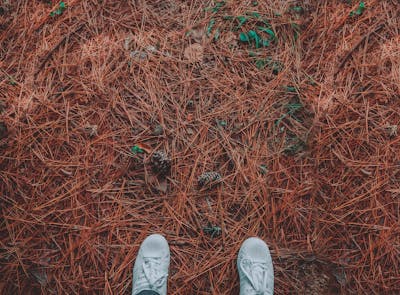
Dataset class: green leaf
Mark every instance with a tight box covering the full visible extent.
[131,145,144,154]
[248,30,260,48]
[212,1,226,13]
[255,59,267,69]
[206,18,215,36]
[8,78,17,86]
[350,1,366,16]
[236,16,248,29]
[286,102,302,112]
[252,1,258,6]
[292,6,303,13]
[239,32,249,42]
[286,86,297,93]
[59,1,66,9]
[248,11,261,18]
[261,39,270,47]
[259,164,268,175]
[258,27,276,40]
[50,11,55,17]
[355,1,365,14]
[217,120,227,127]
[222,15,234,20]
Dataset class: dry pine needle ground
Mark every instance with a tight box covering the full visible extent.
[0,0,399,294]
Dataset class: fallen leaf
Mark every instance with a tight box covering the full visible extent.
[184,44,203,63]
[156,179,168,193]
[189,27,204,43]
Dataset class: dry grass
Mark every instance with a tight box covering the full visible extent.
[1,0,399,294]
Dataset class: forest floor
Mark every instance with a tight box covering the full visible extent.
[1,0,399,294]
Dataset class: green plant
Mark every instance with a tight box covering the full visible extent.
[257,26,276,40]
[285,86,297,93]
[240,29,273,48]
[350,2,365,16]
[254,56,283,73]
[206,1,225,13]
[203,225,222,238]
[50,1,66,17]
[235,16,248,30]
[291,6,304,13]
[8,77,17,86]
[275,102,303,126]
[131,145,144,155]
[217,119,227,127]
[259,164,268,175]
[206,18,216,36]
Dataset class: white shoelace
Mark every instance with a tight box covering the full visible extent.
[142,257,168,289]
[240,259,271,295]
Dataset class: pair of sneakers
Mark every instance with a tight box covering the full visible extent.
[132,234,274,295]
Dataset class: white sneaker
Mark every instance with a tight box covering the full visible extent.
[132,234,170,295]
[237,237,274,295]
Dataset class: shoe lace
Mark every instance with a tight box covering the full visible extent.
[240,259,272,295]
[142,256,168,289]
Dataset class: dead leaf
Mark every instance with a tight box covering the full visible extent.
[156,179,168,193]
[189,28,204,43]
[184,44,203,63]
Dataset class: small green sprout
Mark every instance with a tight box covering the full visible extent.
[350,2,365,16]
[8,77,17,86]
[217,119,227,127]
[203,225,222,238]
[275,102,303,126]
[259,164,268,175]
[211,1,225,13]
[292,6,304,13]
[50,1,66,17]
[235,16,248,30]
[285,86,297,93]
[131,145,144,155]
[239,32,249,42]
[257,26,276,40]
[206,18,215,36]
